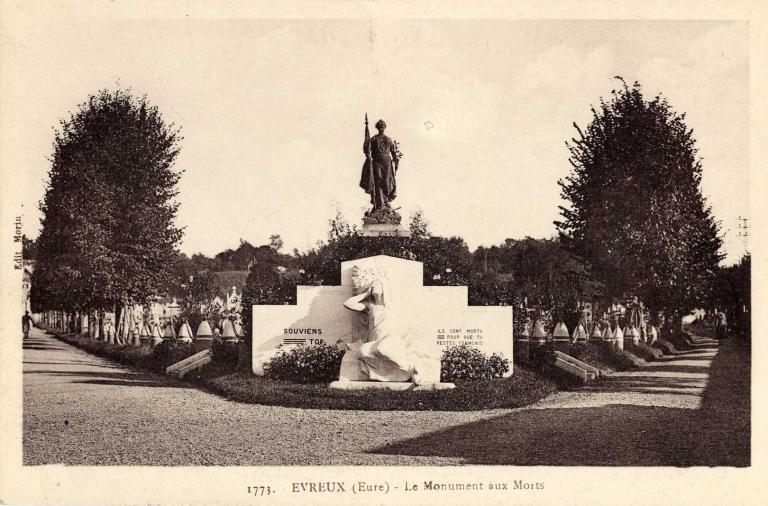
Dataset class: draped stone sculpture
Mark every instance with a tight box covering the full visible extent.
[339,264,436,384]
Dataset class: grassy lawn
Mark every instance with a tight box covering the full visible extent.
[200,366,558,411]
[48,330,559,411]
[570,341,647,372]
[51,331,191,373]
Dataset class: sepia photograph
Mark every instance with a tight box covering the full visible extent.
[0,1,765,505]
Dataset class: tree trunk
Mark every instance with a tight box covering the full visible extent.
[114,301,123,345]
[100,310,109,344]
[93,311,100,340]
[648,305,660,329]
[672,311,684,338]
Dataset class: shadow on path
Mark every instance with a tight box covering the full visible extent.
[24,369,193,388]
[23,333,193,390]
[22,343,72,351]
[23,360,125,369]
[23,336,73,350]
[628,364,709,374]
[368,338,749,466]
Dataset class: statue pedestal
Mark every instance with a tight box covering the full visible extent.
[328,381,455,391]
[361,223,411,237]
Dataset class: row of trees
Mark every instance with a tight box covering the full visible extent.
[167,237,293,298]
[31,79,745,359]
[173,235,291,274]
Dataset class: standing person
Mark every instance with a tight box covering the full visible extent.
[717,311,728,340]
[22,311,35,339]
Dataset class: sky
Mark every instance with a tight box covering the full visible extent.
[2,18,750,263]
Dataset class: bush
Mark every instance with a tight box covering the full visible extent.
[607,344,646,370]
[263,342,344,384]
[487,353,509,377]
[440,344,510,382]
[149,339,195,372]
[653,338,681,354]
[629,341,664,361]
[684,321,716,339]
[211,339,240,368]
[568,342,615,372]
[670,332,699,350]
[576,341,645,371]
[527,342,556,369]
[48,330,560,411]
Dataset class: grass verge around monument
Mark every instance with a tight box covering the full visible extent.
[198,366,558,411]
[47,330,558,411]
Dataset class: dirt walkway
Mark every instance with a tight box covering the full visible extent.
[23,329,749,466]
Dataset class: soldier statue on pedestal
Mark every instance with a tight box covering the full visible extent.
[359,115,403,225]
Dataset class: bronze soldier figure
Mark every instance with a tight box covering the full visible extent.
[360,116,402,224]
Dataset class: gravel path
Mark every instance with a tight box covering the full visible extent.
[534,348,715,411]
[24,328,745,466]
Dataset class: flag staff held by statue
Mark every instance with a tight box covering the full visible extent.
[363,113,373,195]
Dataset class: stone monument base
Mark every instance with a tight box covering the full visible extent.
[328,380,455,391]
[361,223,411,237]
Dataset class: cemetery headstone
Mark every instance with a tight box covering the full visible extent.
[514,320,530,363]
[553,322,570,352]
[195,320,213,353]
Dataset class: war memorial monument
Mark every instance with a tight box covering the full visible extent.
[251,117,514,389]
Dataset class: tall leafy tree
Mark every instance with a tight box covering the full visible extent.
[32,89,183,321]
[555,78,723,323]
